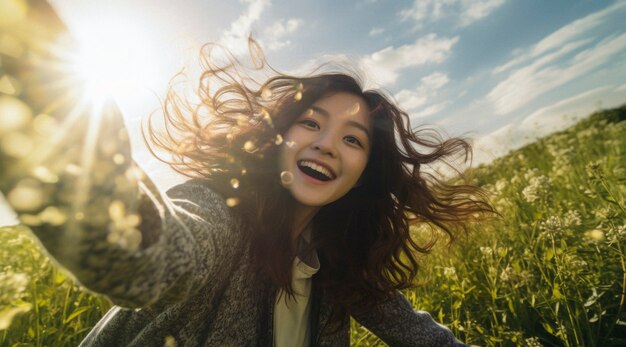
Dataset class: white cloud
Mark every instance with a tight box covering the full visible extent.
[400,0,506,29]
[369,27,384,37]
[261,18,303,50]
[395,71,449,114]
[220,0,271,55]
[493,0,626,74]
[488,33,626,115]
[475,84,626,164]
[360,34,458,86]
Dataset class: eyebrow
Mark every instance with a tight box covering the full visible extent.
[310,105,372,141]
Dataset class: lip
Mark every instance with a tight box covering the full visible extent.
[297,158,337,180]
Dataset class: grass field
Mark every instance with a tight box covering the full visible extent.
[1,105,625,346]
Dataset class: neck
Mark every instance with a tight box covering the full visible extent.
[292,203,319,242]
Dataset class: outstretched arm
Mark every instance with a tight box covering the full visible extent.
[0,1,242,308]
[352,292,469,347]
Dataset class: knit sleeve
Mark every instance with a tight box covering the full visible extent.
[352,292,469,347]
[73,179,245,308]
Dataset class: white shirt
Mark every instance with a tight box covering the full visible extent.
[273,235,320,347]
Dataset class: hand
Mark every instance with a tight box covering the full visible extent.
[0,0,136,231]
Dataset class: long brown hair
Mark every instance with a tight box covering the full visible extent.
[144,39,495,326]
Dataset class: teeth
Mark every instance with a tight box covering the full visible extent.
[299,160,333,179]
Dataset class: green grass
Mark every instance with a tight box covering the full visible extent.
[2,105,625,346]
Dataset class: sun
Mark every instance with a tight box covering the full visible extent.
[67,16,163,107]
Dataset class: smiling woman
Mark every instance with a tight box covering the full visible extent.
[1,1,495,345]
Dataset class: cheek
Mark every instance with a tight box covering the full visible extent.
[345,153,369,181]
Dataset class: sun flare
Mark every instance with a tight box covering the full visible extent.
[67,17,163,106]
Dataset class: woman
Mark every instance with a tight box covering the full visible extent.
[1,33,493,345]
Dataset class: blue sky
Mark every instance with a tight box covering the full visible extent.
[0,0,625,225]
[47,0,626,163]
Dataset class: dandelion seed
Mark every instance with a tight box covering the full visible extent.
[226,197,240,207]
[230,178,240,189]
[286,141,296,148]
[304,108,314,117]
[75,212,85,221]
[241,168,247,175]
[280,171,294,186]
[113,153,125,165]
[243,141,256,153]
[226,133,233,142]
[237,115,248,127]
[274,134,283,145]
[294,91,302,101]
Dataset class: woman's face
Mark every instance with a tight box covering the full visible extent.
[279,92,372,207]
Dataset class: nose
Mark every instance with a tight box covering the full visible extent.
[311,133,337,157]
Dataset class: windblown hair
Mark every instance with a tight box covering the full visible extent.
[144,39,495,328]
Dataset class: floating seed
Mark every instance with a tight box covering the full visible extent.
[226,197,240,207]
[275,134,283,145]
[243,141,256,153]
[74,212,85,221]
[304,108,314,117]
[108,200,125,220]
[294,91,302,101]
[230,178,240,189]
[113,153,125,165]
[262,109,273,126]
[285,141,296,148]
[280,171,294,185]
[226,133,234,142]
[241,168,247,175]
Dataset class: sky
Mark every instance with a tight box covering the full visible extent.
[1,0,625,225]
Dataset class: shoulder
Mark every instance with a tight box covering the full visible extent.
[165,179,241,231]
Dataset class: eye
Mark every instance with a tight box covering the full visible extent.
[344,135,364,148]
[299,119,320,130]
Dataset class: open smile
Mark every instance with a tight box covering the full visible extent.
[297,160,336,182]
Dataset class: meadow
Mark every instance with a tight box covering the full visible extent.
[1,105,625,346]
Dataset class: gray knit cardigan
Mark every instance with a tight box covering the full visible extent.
[56,179,465,346]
